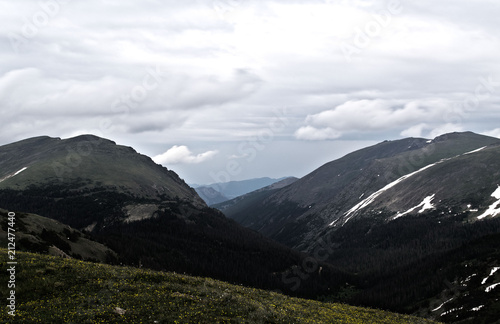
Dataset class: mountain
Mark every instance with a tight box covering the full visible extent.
[222,132,500,250]
[0,135,345,298]
[220,132,500,320]
[0,135,204,230]
[213,177,299,220]
[194,186,229,205]
[0,249,438,323]
[194,177,294,201]
[0,135,202,202]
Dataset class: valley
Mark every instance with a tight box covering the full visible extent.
[1,132,499,323]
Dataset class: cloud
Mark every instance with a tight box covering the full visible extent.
[428,123,464,138]
[294,126,341,141]
[295,99,456,140]
[482,128,500,139]
[153,145,218,165]
[400,123,430,138]
[2,0,500,182]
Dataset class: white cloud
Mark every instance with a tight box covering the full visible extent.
[428,123,464,138]
[400,123,430,138]
[482,128,500,139]
[295,99,457,140]
[295,126,342,141]
[153,145,218,165]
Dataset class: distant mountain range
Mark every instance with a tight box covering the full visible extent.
[192,177,296,205]
[213,177,299,216]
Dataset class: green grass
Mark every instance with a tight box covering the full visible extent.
[0,249,440,323]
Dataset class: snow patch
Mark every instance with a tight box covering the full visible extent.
[0,167,28,184]
[481,267,500,285]
[463,146,487,155]
[492,186,500,199]
[14,167,28,176]
[394,194,436,220]
[431,297,453,312]
[334,160,445,226]
[462,273,477,284]
[477,186,500,220]
[419,194,436,213]
[442,306,463,316]
[485,283,500,293]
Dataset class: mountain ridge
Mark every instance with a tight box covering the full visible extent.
[221,132,500,250]
[0,134,202,205]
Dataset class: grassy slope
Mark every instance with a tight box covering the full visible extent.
[0,135,201,204]
[0,250,439,324]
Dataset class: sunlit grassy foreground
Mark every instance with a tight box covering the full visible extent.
[0,249,439,323]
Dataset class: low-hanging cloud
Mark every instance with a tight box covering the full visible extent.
[153,145,218,165]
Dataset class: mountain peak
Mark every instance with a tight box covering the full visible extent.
[432,131,496,143]
[0,134,204,208]
[63,134,116,145]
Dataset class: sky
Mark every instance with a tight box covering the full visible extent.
[1,0,500,184]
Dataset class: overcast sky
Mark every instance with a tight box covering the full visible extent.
[2,0,500,184]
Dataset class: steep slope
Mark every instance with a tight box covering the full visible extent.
[223,132,500,250]
[194,186,229,205]
[352,230,500,324]
[214,177,299,224]
[330,144,500,226]
[417,233,500,323]
[0,135,346,298]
